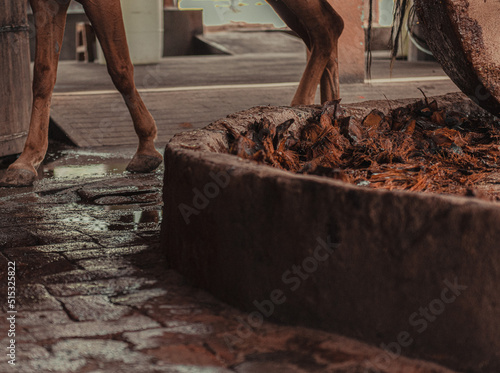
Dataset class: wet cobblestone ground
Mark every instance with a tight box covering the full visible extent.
[0,147,457,373]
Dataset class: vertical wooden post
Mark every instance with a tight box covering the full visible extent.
[0,0,31,157]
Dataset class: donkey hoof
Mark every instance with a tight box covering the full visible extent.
[0,168,37,187]
[126,153,163,173]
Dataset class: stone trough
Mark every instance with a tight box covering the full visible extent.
[160,93,500,373]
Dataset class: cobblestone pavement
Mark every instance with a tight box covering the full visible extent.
[0,147,458,373]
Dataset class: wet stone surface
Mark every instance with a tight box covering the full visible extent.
[0,150,458,373]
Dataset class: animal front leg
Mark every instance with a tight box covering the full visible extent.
[320,39,340,103]
[292,46,330,105]
[268,0,344,106]
[1,0,70,187]
[79,0,162,173]
[267,0,321,105]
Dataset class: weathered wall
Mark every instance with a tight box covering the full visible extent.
[28,9,203,61]
[163,9,203,56]
[334,0,365,83]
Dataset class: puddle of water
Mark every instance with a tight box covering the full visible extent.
[61,214,110,232]
[58,149,133,159]
[65,209,162,232]
[12,146,165,232]
[44,163,129,179]
[40,145,161,180]
[105,209,162,231]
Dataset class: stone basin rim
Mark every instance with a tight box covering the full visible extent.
[166,92,500,211]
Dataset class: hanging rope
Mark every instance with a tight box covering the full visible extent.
[365,0,374,79]
[390,0,409,70]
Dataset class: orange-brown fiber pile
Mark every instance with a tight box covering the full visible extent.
[224,99,500,199]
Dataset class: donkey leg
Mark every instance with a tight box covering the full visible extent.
[267,0,310,48]
[268,0,343,105]
[1,0,70,187]
[295,0,343,105]
[320,39,341,103]
[319,0,343,103]
[79,0,162,173]
[292,45,330,106]
[268,0,321,105]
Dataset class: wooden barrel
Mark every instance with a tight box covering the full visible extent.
[0,0,31,157]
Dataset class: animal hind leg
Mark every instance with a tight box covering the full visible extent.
[267,0,310,49]
[320,39,341,103]
[1,0,70,187]
[319,0,343,103]
[268,0,343,105]
[78,0,162,173]
[268,0,321,105]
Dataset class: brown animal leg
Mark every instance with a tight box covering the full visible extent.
[320,39,341,103]
[78,0,162,173]
[1,0,70,187]
[268,0,343,105]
